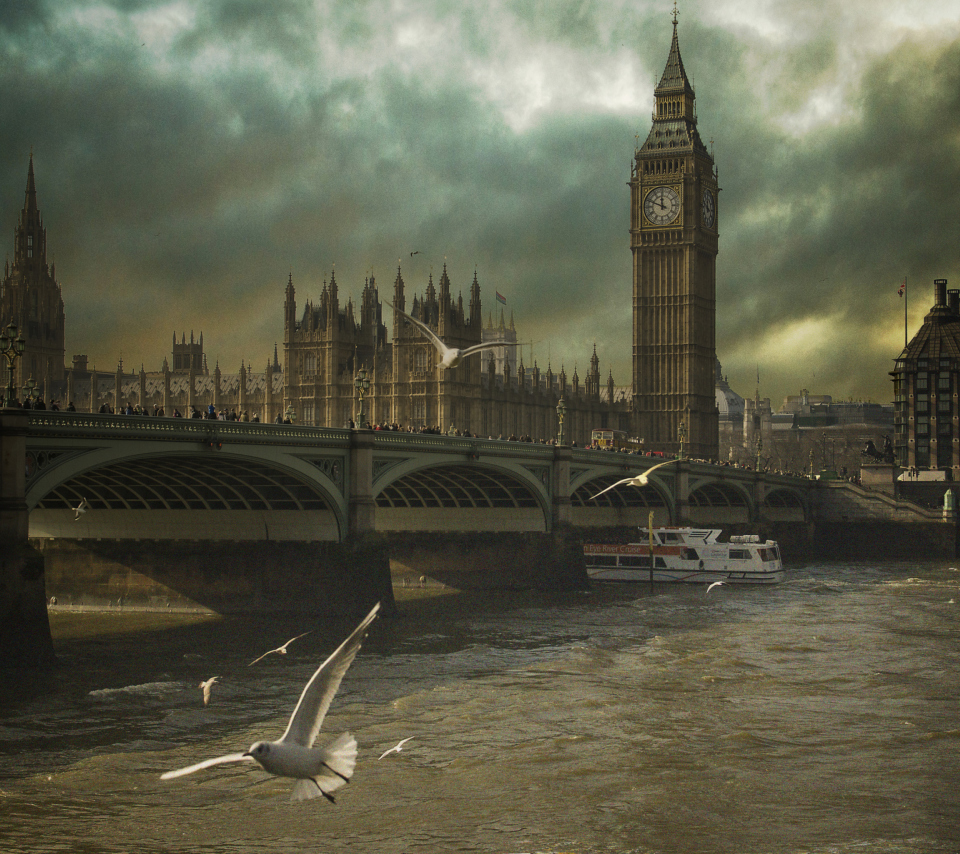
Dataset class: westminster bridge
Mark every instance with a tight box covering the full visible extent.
[1,409,952,664]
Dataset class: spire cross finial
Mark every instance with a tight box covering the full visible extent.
[672,1,678,25]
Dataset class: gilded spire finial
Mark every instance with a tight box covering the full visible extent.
[672,1,678,26]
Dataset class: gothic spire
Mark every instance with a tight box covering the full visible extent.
[655,9,693,97]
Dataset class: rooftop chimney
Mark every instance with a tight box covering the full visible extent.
[935,278,948,307]
[949,289,960,315]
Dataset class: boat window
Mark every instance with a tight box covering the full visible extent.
[759,548,779,562]
[591,555,618,567]
[680,547,699,560]
[655,557,668,568]
[620,556,646,568]
[661,532,682,543]
[729,549,751,560]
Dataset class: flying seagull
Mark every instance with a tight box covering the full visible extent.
[248,631,312,666]
[199,676,219,706]
[378,736,415,760]
[588,458,678,501]
[706,581,726,593]
[74,497,90,520]
[386,300,504,369]
[162,602,380,802]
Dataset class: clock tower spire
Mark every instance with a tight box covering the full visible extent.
[630,9,719,459]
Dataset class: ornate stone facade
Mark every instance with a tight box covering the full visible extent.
[281,265,629,444]
[892,278,960,472]
[631,15,719,459]
[0,155,65,397]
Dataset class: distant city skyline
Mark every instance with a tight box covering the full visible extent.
[2,0,959,406]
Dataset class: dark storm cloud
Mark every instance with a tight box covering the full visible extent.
[1,1,958,403]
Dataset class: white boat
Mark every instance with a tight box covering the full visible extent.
[584,527,784,585]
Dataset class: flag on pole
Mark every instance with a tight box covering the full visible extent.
[496,291,507,305]
[898,278,906,297]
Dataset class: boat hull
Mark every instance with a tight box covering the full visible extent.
[586,566,784,584]
[584,527,784,585]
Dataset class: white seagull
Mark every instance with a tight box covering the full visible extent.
[162,602,380,802]
[588,458,678,501]
[706,581,726,594]
[199,676,219,706]
[73,497,90,520]
[378,736,415,760]
[248,631,312,666]
[386,300,503,369]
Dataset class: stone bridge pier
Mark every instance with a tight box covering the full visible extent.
[1,411,55,666]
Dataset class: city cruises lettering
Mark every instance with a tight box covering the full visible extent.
[587,543,682,556]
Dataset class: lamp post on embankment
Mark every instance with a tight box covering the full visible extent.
[0,333,55,666]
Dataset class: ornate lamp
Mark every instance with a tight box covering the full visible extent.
[756,433,763,472]
[23,376,38,404]
[0,320,26,408]
[284,403,296,423]
[677,419,687,459]
[354,366,370,427]
[556,395,567,445]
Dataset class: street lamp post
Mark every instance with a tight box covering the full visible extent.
[755,434,763,472]
[354,366,370,428]
[678,419,686,459]
[556,396,567,446]
[23,377,38,406]
[0,320,26,408]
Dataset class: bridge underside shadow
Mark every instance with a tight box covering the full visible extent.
[30,455,340,541]
[374,464,548,532]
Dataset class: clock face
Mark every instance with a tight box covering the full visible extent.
[643,186,681,226]
[702,189,716,229]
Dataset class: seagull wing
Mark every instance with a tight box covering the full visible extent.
[248,649,278,666]
[706,581,725,593]
[281,631,311,650]
[643,458,678,478]
[160,753,254,780]
[386,301,451,356]
[458,341,510,358]
[588,477,636,501]
[279,602,381,748]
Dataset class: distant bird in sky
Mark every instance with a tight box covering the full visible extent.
[588,458,678,501]
[199,676,219,705]
[248,631,311,666]
[410,250,419,256]
[706,581,726,594]
[73,497,90,520]
[378,736,414,760]
[386,300,504,369]
[162,602,380,802]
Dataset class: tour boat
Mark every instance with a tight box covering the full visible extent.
[584,527,784,585]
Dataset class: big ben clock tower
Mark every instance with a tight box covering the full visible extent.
[631,9,719,459]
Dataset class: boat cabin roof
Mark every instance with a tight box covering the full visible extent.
[638,527,720,545]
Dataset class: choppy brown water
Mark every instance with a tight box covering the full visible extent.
[1,562,959,854]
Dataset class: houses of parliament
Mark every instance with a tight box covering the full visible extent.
[1,17,720,458]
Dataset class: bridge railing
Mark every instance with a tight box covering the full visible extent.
[23,411,352,447]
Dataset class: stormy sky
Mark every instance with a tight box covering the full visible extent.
[2,0,959,407]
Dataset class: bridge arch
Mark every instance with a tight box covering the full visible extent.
[686,478,753,524]
[568,469,674,527]
[26,445,347,542]
[372,459,551,532]
[760,485,808,522]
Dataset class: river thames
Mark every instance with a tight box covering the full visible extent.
[1,560,958,853]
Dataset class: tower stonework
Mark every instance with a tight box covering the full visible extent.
[631,14,719,459]
[0,155,66,399]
